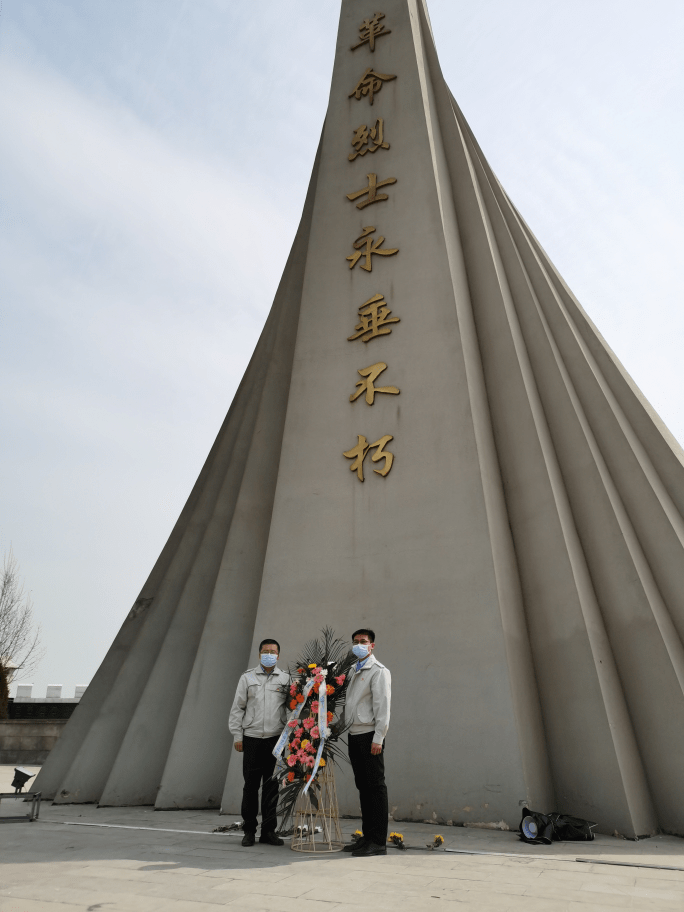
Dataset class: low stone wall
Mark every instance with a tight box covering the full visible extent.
[0,719,68,764]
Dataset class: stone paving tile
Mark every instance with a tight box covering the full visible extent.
[141,883,248,905]
[0,900,84,912]
[625,867,684,883]
[0,881,170,911]
[633,869,684,887]
[629,884,684,901]
[292,874,451,900]
[523,880,632,905]
[188,864,257,875]
[422,876,530,897]
[340,868,437,887]
[146,904,230,912]
[223,894,344,912]
[536,867,637,886]
[3,873,162,900]
[304,889,469,912]
[64,865,212,889]
[139,861,226,874]
[463,863,547,884]
[577,879,647,896]
[578,878,684,903]
[197,864,298,882]
[209,876,310,897]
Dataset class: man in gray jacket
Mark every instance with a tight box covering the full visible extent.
[229,637,289,847]
[342,627,391,857]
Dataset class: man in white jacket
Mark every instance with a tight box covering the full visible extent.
[228,638,289,847]
[342,627,391,857]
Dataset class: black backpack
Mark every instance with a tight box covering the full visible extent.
[519,807,596,844]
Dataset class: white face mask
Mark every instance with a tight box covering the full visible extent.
[352,643,370,659]
[260,653,277,667]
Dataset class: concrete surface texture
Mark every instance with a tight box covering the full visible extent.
[33,0,684,837]
[0,766,683,912]
[0,721,67,764]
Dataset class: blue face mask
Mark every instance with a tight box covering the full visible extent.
[352,643,370,659]
[260,653,277,667]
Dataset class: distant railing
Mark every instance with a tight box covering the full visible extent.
[6,700,78,721]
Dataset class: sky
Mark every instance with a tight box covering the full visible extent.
[1,1,683,697]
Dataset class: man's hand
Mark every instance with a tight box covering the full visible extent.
[234,741,244,753]
[371,742,382,755]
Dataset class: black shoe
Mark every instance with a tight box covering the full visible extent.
[241,833,255,847]
[343,838,368,852]
[259,832,284,846]
[351,841,387,857]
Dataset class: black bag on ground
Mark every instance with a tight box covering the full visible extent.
[550,813,596,841]
[519,807,555,845]
[519,807,596,844]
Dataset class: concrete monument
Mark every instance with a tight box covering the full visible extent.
[35,0,684,837]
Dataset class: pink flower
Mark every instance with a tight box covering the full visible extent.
[302,717,315,730]
[310,701,320,713]
[307,756,316,768]
[335,674,346,685]
[314,675,324,685]
[305,742,316,754]
[289,684,297,696]
[295,727,303,738]
[291,739,301,750]
[287,720,298,728]
[311,726,320,739]
[286,755,296,767]
[313,667,323,675]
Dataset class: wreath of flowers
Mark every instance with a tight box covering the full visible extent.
[275,628,355,833]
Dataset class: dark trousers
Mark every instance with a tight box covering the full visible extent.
[241,735,279,835]
[348,731,388,846]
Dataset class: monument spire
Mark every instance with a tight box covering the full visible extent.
[35,0,684,837]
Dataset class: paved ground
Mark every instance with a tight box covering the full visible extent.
[1,766,683,911]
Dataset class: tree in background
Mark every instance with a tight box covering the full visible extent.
[0,663,8,719]
[0,550,45,714]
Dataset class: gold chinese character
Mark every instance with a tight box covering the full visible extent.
[349,119,390,161]
[346,173,397,210]
[350,362,400,405]
[349,67,396,106]
[343,434,394,482]
[351,12,391,52]
[348,293,400,343]
[346,226,398,272]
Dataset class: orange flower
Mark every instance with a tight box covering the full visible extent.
[313,683,320,694]
[287,771,295,782]
[327,711,333,722]
[289,699,297,710]
[296,693,305,703]
[326,685,335,695]
[297,668,305,674]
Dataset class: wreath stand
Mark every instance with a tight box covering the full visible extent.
[290,763,344,853]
